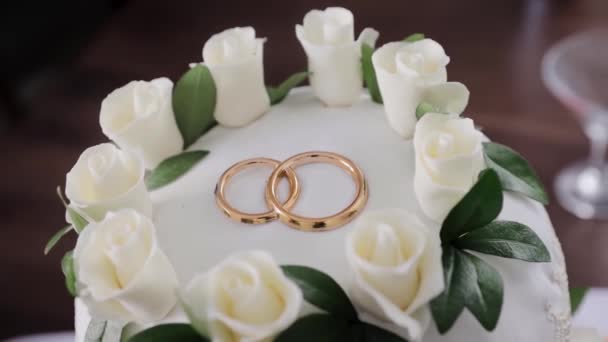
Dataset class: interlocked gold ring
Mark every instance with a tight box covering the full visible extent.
[215,158,300,224]
[265,151,368,232]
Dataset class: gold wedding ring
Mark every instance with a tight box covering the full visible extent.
[266,151,368,232]
[215,151,368,231]
[215,158,300,224]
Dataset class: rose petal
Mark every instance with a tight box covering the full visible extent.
[423,82,470,115]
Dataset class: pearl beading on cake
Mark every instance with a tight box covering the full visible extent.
[545,229,572,342]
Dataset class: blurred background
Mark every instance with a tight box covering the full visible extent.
[0,0,607,339]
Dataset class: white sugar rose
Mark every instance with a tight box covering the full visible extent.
[182,250,303,342]
[346,209,443,341]
[422,82,470,116]
[373,39,459,138]
[200,27,270,127]
[73,209,178,323]
[571,327,605,342]
[296,7,379,106]
[414,113,485,222]
[65,143,152,221]
[100,78,183,169]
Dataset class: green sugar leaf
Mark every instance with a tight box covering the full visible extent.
[68,207,89,233]
[361,43,383,103]
[173,65,217,148]
[463,250,504,331]
[129,323,208,342]
[267,71,310,105]
[282,265,358,320]
[483,142,549,204]
[276,314,408,342]
[404,33,425,42]
[55,185,69,207]
[454,220,551,262]
[441,169,503,243]
[570,287,589,314]
[61,251,77,297]
[430,247,467,334]
[146,150,209,190]
[56,186,89,233]
[44,225,73,255]
[275,314,352,342]
[431,248,503,333]
[353,321,409,341]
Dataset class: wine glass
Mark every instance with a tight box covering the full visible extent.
[542,28,608,219]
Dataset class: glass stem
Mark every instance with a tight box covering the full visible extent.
[590,136,607,173]
[586,117,608,176]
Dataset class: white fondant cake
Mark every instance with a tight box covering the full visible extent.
[74,88,570,341]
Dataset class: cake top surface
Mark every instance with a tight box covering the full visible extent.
[156,88,418,285]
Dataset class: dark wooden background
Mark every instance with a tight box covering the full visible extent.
[0,0,606,338]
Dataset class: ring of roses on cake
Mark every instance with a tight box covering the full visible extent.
[43,6,572,342]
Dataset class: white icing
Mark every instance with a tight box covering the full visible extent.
[75,88,569,341]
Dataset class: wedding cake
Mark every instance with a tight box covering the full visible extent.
[46,7,572,342]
